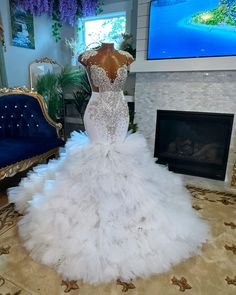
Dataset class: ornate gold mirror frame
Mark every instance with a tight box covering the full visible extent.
[29,57,62,90]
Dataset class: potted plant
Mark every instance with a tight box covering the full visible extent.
[35,72,63,122]
[35,66,90,124]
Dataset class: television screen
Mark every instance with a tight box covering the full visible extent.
[148,0,236,60]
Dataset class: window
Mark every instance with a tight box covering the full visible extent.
[80,12,126,50]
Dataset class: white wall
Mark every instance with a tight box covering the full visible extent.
[0,0,72,87]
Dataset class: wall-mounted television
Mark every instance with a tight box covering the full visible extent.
[148,0,236,60]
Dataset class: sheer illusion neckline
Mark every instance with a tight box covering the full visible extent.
[89,64,127,85]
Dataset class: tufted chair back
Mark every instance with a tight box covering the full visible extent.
[0,93,58,139]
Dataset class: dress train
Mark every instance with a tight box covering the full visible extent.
[8,131,209,284]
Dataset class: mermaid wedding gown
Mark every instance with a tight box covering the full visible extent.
[8,58,209,284]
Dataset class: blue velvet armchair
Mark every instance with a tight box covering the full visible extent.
[0,87,64,180]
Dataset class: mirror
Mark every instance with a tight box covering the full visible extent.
[29,57,62,90]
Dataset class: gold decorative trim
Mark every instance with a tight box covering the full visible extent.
[0,275,5,287]
[186,185,236,199]
[171,276,192,292]
[0,275,22,294]
[218,198,234,205]
[192,204,202,211]
[0,86,62,137]
[0,203,15,218]
[231,163,236,188]
[29,57,62,89]
[0,148,59,181]
[0,203,18,235]
[188,185,236,208]
[224,244,236,255]
[224,222,236,229]
[34,56,58,64]
[0,86,33,94]
[225,276,236,286]
[0,245,10,255]
[117,279,136,292]
[61,280,79,293]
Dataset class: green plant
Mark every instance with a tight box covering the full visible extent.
[52,10,62,42]
[119,33,136,58]
[72,70,91,123]
[35,66,90,122]
[36,72,63,121]
[58,66,88,88]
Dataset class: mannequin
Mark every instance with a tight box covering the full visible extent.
[8,41,209,287]
[78,42,134,92]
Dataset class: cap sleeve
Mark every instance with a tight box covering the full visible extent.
[117,50,134,65]
[78,50,98,66]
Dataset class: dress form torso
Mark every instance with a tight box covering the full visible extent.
[8,45,209,287]
[78,43,134,92]
[78,43,135,143]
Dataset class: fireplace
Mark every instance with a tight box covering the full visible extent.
[154,110,234,180]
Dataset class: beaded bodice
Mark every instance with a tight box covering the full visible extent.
[90,65,127,92]
[81,49,133,143]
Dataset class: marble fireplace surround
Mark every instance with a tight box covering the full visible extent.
[134,71,236,183]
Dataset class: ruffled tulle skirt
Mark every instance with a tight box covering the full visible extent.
[8,131,209,284]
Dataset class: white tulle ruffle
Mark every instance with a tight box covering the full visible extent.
[8,131,209,284]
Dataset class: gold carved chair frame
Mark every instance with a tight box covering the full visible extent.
[0,86,62,180]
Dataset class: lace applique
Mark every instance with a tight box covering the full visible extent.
[87,91,129,142]
[81,50,98,62]
[118,50,134,60]
[85,64,129,141]
[90,65,127,92]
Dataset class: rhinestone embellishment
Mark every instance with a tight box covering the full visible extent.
[90,65,127,92]
[86,64,129,142]
[81,50,98,63]
[118,50,134,60]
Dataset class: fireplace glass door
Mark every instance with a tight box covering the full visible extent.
[155,110,234,180]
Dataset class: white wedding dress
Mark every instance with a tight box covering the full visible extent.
[8,53,209,284]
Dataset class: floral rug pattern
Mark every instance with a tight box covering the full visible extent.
[0,186,235,294]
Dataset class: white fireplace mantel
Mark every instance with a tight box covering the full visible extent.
[130,56,236,73]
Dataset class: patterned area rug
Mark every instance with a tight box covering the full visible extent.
[0,186,236,295]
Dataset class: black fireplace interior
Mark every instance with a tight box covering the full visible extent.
[154,110,234,180]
